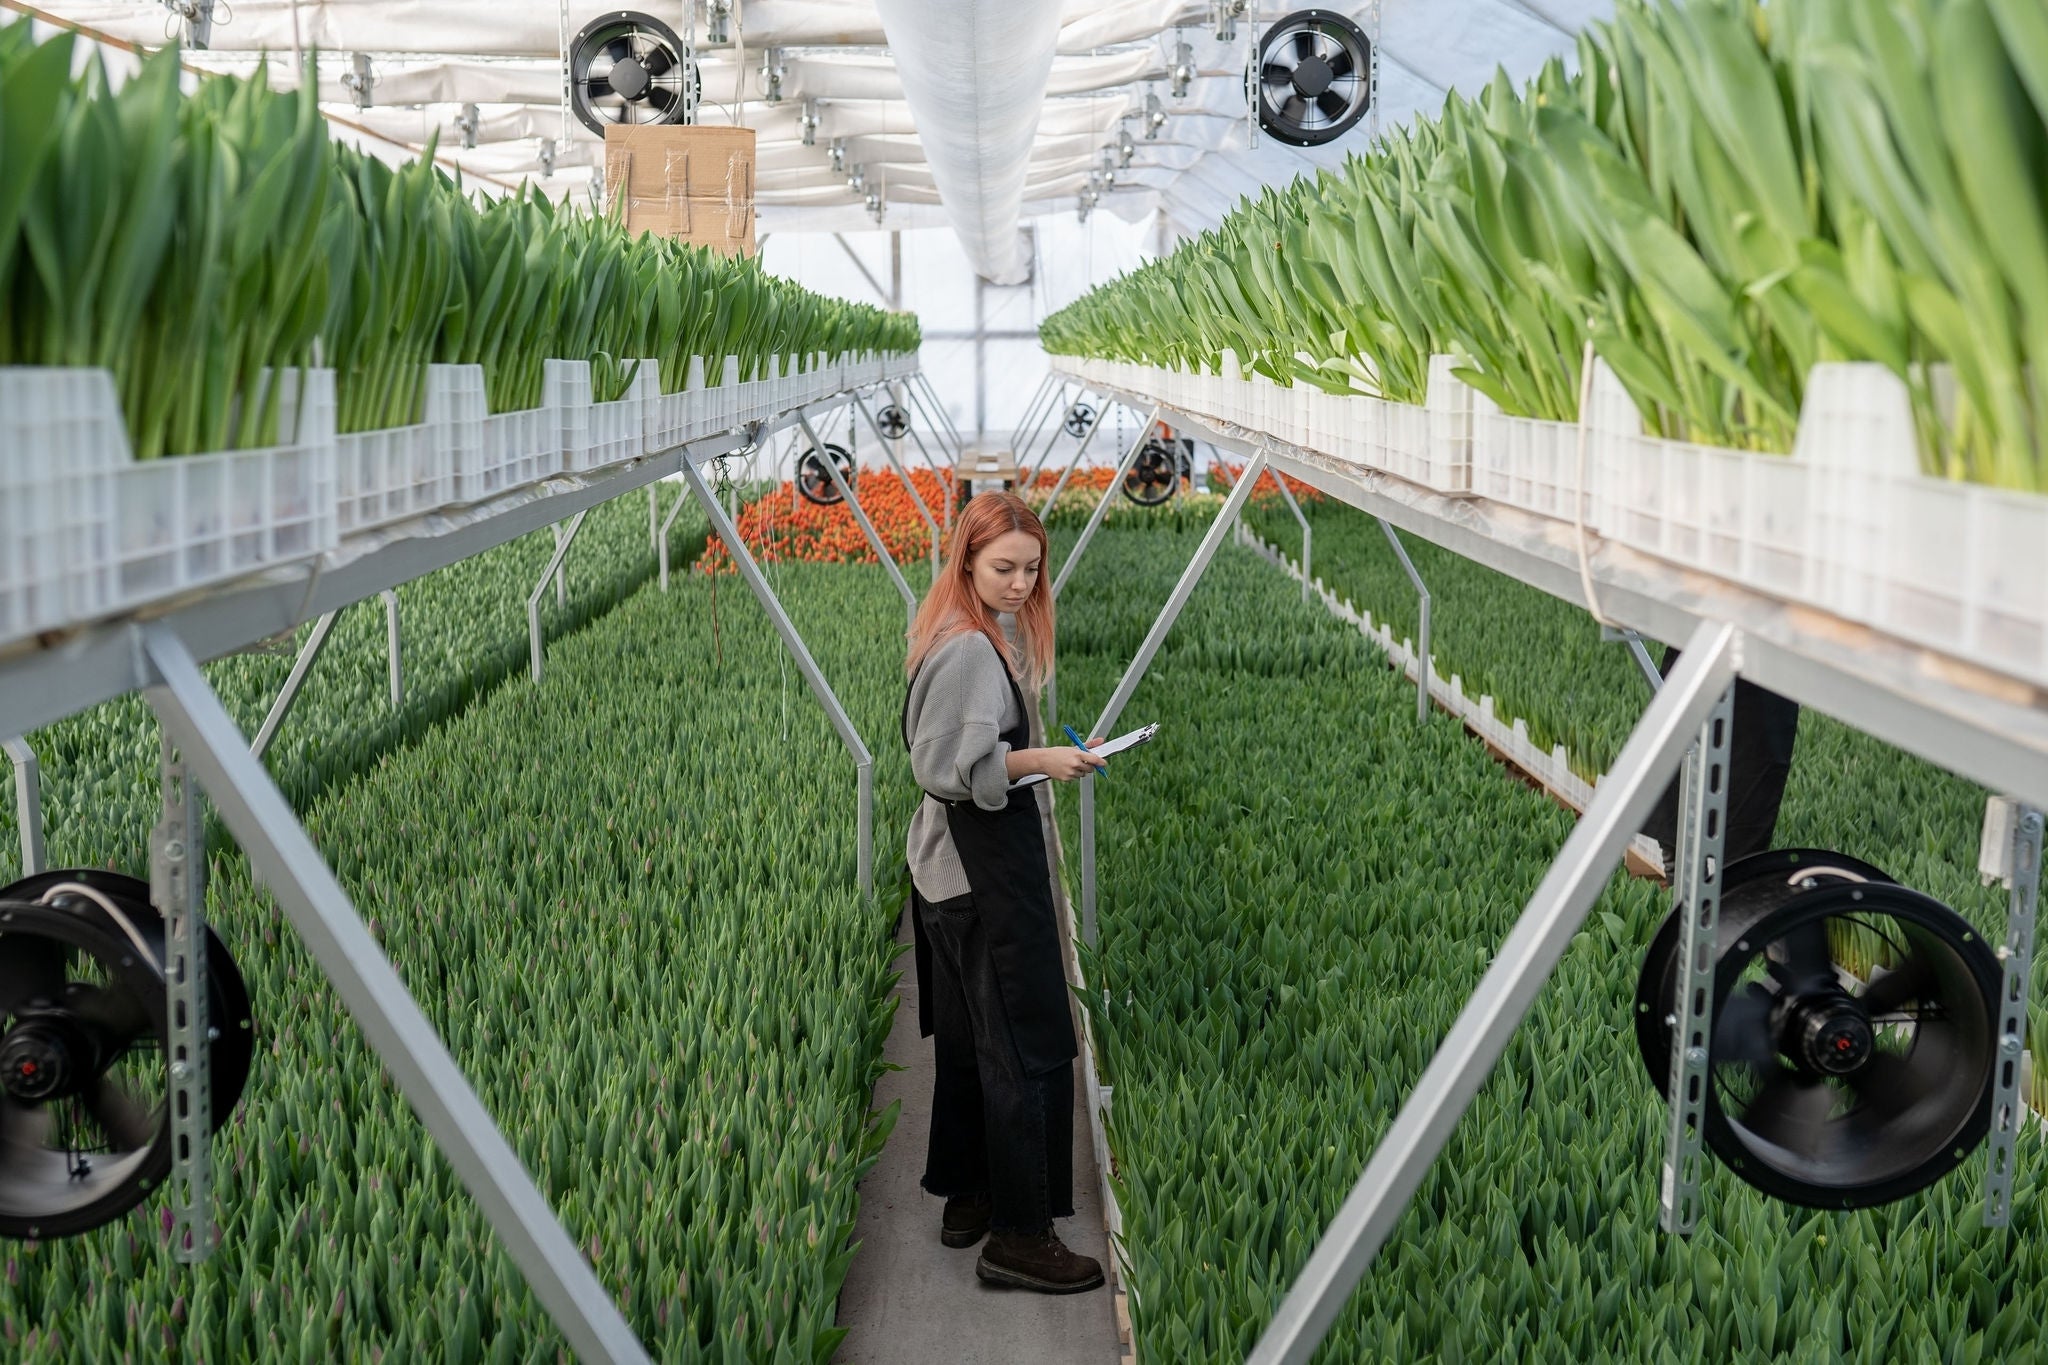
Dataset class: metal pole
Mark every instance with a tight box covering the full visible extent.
[1267,465,1312,603]
[251,608,344,762]
[658,481,692,592]
[4,736,44,876]
[915,372,968,458]
[797,410,918,633]
[648,485,660,556]
[1984,803,2043,1226]
[1246,621,1740,1365]
[382,589,402,710]
[1053,404,1163,602]
[1016,381,1074,489]
[896,391,956,534]
[681,457,877,899]
[1036,400,1109,518]
[551,522,570,608]
[1377,519,1432,723]
[152,736,213,1262]
[1660,679,1735,1234]
[1079,774,1098,950]
[855,396,942,587]
[902,377,959,463]
[138,625,652,1365]
[1088,447,1269,741]
[528,512,589,684]
[1009,374,1058,455]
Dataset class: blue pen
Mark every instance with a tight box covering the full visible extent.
[1062,724,1105,780]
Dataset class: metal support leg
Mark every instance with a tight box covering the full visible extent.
[1016,381,1074,490]
[913,373,968,458]
[528,512,588,684]
[681,459,877,898]
[1037,399,1109,517]
[1008,375,1058,456]
[1377,519,1432,724]
[1660,681,1735,1234]
[648,485,660,556]
[657,481,692,592]
[1984,802,2043,1226]
[550,522,570,607]
[138,625,651,1364]
[798,410,918,634]
[1079,773,1098,950]
[1053,404,1163,602]
[251,608,343,762]
[5,736,44,876]
[151,736,214,1262]
[855,396,942,586]
[1605,626,1665,693]
[381,589,402,710]
[901,379,959,467]
[1268,466,1312,603]
[1247,623,1740,1365]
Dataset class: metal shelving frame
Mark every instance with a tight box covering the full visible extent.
[1053,367,2047,1365]
[0,379,906,1365]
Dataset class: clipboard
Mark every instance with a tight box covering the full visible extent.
[1009,723,1160,789]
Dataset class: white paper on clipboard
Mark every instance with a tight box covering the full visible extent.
[1009,723,1160,789]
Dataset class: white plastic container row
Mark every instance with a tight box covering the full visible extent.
[1055,353,2048,691]
[0,352,915,649]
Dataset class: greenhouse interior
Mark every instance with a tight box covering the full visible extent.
[1,0,2046,1361]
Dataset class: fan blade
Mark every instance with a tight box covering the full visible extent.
[0,1094,52,1153]
[65,984,155,1052]
[1316,90,1352,122]
[604,37,631,63]
[1712,983,1780,1066]
[1839,1049,1942,1125]
[1294,30,1316,61]
[1329,47,1357,78]
[1859,955,1936,1016]
[0,936,68,1015]
[1769,921,1836,991]
[1262,59,1297,84]
[1281,95,1311,125]
[1736,1071,1840,1155]
[647,86,677,114]
[644,45,674,78]
[586,76,612,99]
[80,1076,159,1152]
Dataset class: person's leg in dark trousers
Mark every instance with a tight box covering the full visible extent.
[915,893,1074,1231]
[1641,646,1802,866]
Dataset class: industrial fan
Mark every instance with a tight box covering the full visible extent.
[1635,850,2002,1209]
[0,870,254,1241]
[1253,10,1372,147]
[1121,440,1181,506]
[1062,403,1097,439]
[795,443,857,506]
[875,405,911,440]
[567,10,701,137]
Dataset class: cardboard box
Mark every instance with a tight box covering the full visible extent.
[602,125,756,256]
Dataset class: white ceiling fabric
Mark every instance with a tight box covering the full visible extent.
[32,1,1613,270]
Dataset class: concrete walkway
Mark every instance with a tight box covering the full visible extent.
[832,906,1122,1365]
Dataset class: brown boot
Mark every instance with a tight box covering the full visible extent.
[975,1226,1105,1294]
[941,1193,992,1249]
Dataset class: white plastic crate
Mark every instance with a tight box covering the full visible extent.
[1471,396,1582,522]
[646,357,709,453]
[111,367,339,609]
[554,358,652,473]
[443,359,556,504]
[0,368,123,644]
[335,366,474,532]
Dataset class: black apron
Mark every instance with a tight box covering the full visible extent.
[903,662,1079,1077]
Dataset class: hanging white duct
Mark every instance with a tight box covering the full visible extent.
[872,0,1060,284]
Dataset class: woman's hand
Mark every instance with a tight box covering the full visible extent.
[1032,737,1109,782]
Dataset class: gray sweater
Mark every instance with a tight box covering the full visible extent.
[904,619,1043,901]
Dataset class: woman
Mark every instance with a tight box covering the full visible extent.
[901,490,1107,1294]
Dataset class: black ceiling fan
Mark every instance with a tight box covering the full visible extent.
[567,10,701,137]
[1253,10,1373,148]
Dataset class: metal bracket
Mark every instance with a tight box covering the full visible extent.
[1660,680,1735,1234]
[1247,622,1739,1365]
[679,458,878,898]
[528,511,589,683]
[657,479,694,592]
[251,608,344,762]
[5,735,44,876]
[1016,380,1076,489]
[854,395,942,586]
[381,589,402,710]
[139,623,650,1361]
[1376,519,1431,724]
[1983,801,2042,1227]
[1263,465,1313,602]
[150,735,214,1262]
[910,373,968,462]
[1008,375,1059,459]
[1604,625,1664,693]
[797,409,918,634]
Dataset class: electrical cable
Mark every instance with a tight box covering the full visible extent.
[1571,338,1615,628]
[36,882,162,974]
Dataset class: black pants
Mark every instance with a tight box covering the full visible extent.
[916,890,1075,1232]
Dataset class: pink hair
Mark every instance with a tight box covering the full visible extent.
[906,491,1054,691]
